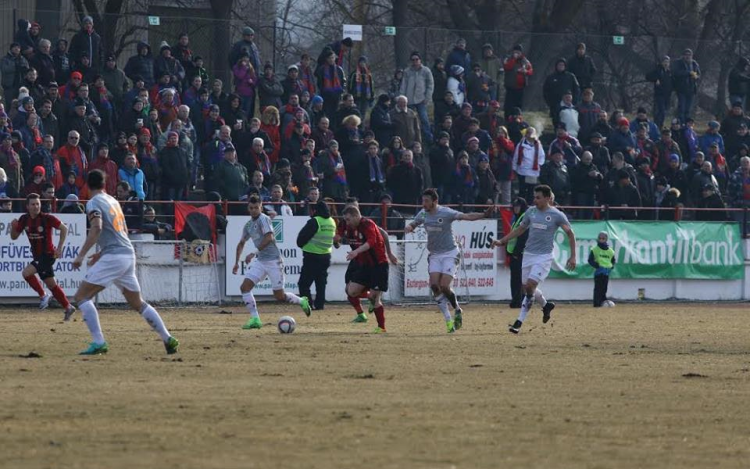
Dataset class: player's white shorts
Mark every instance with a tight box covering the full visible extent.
[85,253,141,292]
[428,247,460,277]
[245,258,285,291]
[521,252,553,284]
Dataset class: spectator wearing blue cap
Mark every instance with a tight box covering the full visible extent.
[699,120,724,155]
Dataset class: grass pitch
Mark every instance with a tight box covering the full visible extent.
[1,302,749,469]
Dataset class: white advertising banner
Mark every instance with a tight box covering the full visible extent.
[0,213,87,296]
[225,216,348,296]
[404,220,497,296]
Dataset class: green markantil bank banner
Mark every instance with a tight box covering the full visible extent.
[548,221,745,280]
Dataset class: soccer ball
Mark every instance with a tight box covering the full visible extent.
[602,300,616,308]
[277,316,296,334]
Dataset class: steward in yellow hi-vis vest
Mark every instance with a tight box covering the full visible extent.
[296,200,336,310]
[587,231,616,307]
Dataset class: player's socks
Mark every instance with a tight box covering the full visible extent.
[358,291,369,299]
[242,291,260,318]
[373,306,385,330]
[51,285,71,309]
[140,303,172,342]
[518,293,534,323]
[445,290,459,310]
[534,289,548,308]
[347,295,363,314]
[24,275,45,297]
[436,294,451,321]
[284,292,302,305]
[79,299,105,345]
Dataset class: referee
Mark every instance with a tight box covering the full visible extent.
[297,200,336,310]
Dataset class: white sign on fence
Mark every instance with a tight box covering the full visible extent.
[0,213,87,297]
[404,220,497,296]
[148,16,161,26]
[342,24,363,42]
[225,216,348,296]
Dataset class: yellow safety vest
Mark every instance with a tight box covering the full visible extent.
[506,211,526,254]
[591,245,615,269]
[302,216,336,254]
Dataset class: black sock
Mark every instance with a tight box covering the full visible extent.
[445,290,458,309]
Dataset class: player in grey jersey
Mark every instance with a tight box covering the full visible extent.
[72,170,179,355]
[405,188,495,333]
[232,195,311,329]
[495,185,576,333]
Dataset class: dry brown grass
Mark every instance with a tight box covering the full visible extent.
[1,302,749,469]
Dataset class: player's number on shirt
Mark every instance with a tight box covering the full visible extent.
[109,205,127,234]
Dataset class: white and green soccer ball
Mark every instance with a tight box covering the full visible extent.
[277,315,296,334]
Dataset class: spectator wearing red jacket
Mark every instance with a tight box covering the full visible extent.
[502,44,533,117]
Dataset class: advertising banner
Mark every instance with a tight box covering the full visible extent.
[549,221,744,279]
[0,213,87,296]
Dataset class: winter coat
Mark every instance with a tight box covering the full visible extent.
[228,40,261,73]
[432,65,448,102]
[101,65,130,105]
[475,167,498,203]
[543,68,580,109]
[257,75,285,110]
[571,162,603,197]
[233,64,257,99]
[671,58,700,95]
[629,118,660,142]
[387,162,423,206]
[699,132,725,156]
[607,183,641,220]
[400,65,434,106]
[728,58,750,97]
[118,166,146,200]
[52,47,71,84]
[429,145,454,187]
[154,55,185,87]
[727,167,750,207]
[69,28,102,70]
[1,52,29,91]
[608,129,637,156]
[31,52,56,87]
[540,160,571,204]
[370,103,395,146]
[390,107,421,148]
[503,55,532,90]
[159,145,190,187]
[446,47,471,73]
[576,101,602,142]
[446,76,465,106]
[645,65,673,98]
[695,193,727,221]
[124,44,155,87]
[567,54,597,90]
[14,20,35,52]
[212,159,249,201]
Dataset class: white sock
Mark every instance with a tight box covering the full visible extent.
[436,294,451,321]
[518,294,534,323]
[534,289,547,308]
[140,303,171,342]
[242,291,259,318]
[284,292,301,305]
[79,300,105,344]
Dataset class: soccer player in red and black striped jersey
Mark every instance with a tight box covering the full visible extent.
[335,200,397,323]
[341,205,390,333]
[10,194,76,320]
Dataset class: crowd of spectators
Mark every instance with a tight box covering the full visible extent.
[0,17,749,227]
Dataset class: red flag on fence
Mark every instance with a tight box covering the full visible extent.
[174,202,217,244]
[499,207,514,266]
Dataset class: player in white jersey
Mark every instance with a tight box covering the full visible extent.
[72,170,179,355]
[405,188,495,333]
[232,195,311,329]
[495,185,576,333]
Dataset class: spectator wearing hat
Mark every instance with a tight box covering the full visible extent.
[125,42,155,88]
[318,140,348,202]
[690,160,719,204]
[214,144,249,213]
[191,56,209,85]
[317,37,353,69]
[645,55,674,128]
[23,165,47,196]
[652,176,682,220]
[635,157,655,219]
[699,120,724,155]
[478,43,502,100]
[69,16,102,71]
[64,98,96,154]
[101,54,129,108]
[466,62,492,114]
[52,39,70,85]
[446,64,466,107]
[306,94,325,129]
[446,38,471,72]
[721,100,750,143]
[502,44,533,117]
[477,100,502,137]
[567,43,597,91]
[281,64,305,107]
[607,169,641,220]
[349,56,375,117]
[1,42,29,103]
[88,143,119,196]
[672,48,700,123]
[512,127,545,202]
[154,42,185,92]
[400,51,434,143]
[540,151,571,205]
[629,107,660,142]
[316,50,346,119]
[543,58,580,127]
[608,118,636,163]
[367,94,393,147]
[695,183,727,221]
[653,128,682,175]
[229,26,262,73]
[576,88,602,144]
[728,57,750,111]
[461,118,492,155]
[590,110,613,143]
[685,150,706,185]
[258,64,285,112]
[475,154,498,208]
[729,142,750,174]
[549,122,582,168]
[59,194,85,214]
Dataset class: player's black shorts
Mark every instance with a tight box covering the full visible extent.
[345,260,360,284]
[349,262,389,292]
[31,254,56,280]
